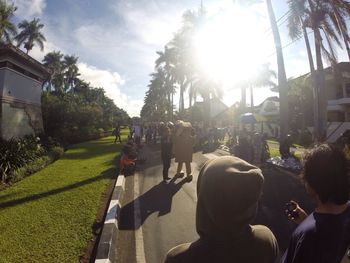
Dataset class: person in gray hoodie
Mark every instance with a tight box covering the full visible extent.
[165,156,279,263]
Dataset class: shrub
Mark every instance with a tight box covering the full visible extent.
[0,136,64,184]
[12,156,51,183]
[48,146,65,160]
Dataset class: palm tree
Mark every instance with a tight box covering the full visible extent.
[42,51,64,93]
[63,55,80,92]
[15,18,46,54]
[155,46,177,119]
[288,0,315,72]
[288,0,345,141]
[250,64,277,110]
[325,0,350,61]
[0,0,17,44]
[236,0,289,139]
[266,0,289,141]
[288,0,348,141]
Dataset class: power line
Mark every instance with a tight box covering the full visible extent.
[265,29,313,59]
[265,16,350,60]
[263,10,291,35]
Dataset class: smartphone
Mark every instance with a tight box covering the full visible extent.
[285,202,299,218]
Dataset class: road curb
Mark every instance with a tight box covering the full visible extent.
[95,174,125,263]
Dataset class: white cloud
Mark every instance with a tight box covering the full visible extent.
[78,63,142,117]
[28,40,62,63]
[11,0,46,19]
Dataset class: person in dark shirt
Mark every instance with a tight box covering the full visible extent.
[114,124,122,143]
[281,144,350,263]
[160,123,173,181]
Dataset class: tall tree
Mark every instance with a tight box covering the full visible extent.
[63,55,80,92]
[15,18,46,54]
[325,0,350,61]
[310,0,343,141]
[250,64,277,109]
[236,0,289,139]
[155,46,177,119]
[42,51,64,93]
[0,0,17,44]
[266,0,289,141]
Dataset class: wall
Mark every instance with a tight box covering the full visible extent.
[0,68,43,139]
[2,68,42,104]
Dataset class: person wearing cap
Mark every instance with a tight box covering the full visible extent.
[164,156,279,263]
[172,121,195,180]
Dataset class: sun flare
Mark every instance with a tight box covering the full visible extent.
[194,5,271,88]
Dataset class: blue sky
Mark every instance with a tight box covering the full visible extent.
[10,0,350,116]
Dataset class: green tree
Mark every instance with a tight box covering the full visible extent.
[155,46,177,119]
[287,0,347,141]
[42,51,64,93]
[266,0,289,141]
[0,0,17,44]
[15,18,46,54]
[63,55,80,92]
[249,64,276,109]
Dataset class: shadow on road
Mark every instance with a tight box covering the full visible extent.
[119,175,190,230]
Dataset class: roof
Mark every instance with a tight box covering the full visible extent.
[0,44,50,77]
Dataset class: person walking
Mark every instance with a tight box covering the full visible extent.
[173,121,194,181]
[114,124,122,143]
[160,123,173,181]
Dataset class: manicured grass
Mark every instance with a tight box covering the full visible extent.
[0,131,127,263]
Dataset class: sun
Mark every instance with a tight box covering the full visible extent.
[194,5,271,87]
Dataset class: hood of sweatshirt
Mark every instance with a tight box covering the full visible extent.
[196,156,264,241]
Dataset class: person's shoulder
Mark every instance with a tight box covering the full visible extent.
[251,225,278,245]
[165,243,192,263]
[293,213,316,236]
[251,225,279,262]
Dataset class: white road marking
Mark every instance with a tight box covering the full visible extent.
[134,173,147,263]
[95,259,111,263]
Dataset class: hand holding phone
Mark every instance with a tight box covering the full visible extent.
[285,200,308,225]
[285,202,299,219]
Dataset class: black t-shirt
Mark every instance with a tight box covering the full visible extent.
[281,201,350,263]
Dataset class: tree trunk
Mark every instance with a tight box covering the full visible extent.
[241,86,246,110]
[266,0,289,141]
[301,21,319,142]
[302,23,315,72]
[189,81,193,108]
[179,85,184,113]
[250,84,254,132]
[314,27,327,141]
[171,92,174,121]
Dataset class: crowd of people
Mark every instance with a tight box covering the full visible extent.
[115,121,350,263]
[165,144,350,263]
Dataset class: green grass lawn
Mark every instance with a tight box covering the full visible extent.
[0,132,127,262]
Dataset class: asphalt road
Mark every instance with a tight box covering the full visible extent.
[116,143,314,263]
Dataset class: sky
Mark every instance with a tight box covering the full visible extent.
[9,0,350,117]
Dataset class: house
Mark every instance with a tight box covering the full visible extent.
[291,62,350,142]
[191,98,229,126]
[0,44,50,140]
